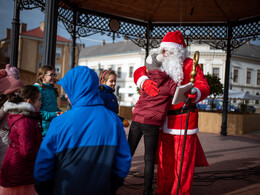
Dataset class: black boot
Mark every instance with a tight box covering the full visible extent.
[143,189,153,195]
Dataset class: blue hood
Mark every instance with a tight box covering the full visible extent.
[57,66,104,107]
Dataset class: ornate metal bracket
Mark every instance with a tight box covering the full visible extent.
[20,0,260,50]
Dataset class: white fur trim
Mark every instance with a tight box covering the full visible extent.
[163,116,198,135]
[137,75,149,89]
[163,127,198,135]
[4,101,35,112]
[192,87,201,103]
[160,42,185,48]
[146,55,152,64]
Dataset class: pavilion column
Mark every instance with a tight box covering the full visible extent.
[42,0,58,67]
[70,10,77,69]
[145,22,151,60]
[221,23,232,136]
[10,0,20,68]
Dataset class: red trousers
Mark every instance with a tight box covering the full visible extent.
[156,132,208,195]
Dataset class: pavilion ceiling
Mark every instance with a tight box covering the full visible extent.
[68,0,260,23]
[21,0,260,50]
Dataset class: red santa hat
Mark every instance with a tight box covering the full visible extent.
[160,31,187,48]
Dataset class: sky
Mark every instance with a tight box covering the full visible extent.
[0,0,259,47]
[0,0,122,47]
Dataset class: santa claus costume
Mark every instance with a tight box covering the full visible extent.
[134,31,210,195]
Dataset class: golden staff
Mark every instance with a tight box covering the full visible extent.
[177,50,200,195]
[190,51,200,83]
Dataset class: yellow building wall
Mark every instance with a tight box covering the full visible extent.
[19,38,39,73]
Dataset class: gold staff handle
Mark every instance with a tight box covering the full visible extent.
[190,51,200,83]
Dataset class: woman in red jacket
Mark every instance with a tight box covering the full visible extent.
[0,85,42,195]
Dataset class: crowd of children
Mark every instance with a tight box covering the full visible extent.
[0,32,209,195]
[0,64,132,195]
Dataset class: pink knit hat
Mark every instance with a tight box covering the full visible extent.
[0,74,24,95]
[5,64,20,79]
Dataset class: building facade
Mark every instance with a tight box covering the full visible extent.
[230,43,260,106]
[0,22,81,101]
[79,40,260,108]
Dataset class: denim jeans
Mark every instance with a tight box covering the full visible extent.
[128,121,159,194]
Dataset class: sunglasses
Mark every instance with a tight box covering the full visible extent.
[45,73,57,77]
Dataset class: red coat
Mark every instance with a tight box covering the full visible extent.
[132,69,177,126]
[0,103,42,187]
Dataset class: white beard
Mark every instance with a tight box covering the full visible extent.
[159,46,188,86]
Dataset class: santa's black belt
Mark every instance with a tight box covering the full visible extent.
[167,105,197,115]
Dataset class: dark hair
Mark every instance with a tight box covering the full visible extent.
[36,65,59,97]
[0,94,8,107]
[99,70,117,84]
[8,85,40,104]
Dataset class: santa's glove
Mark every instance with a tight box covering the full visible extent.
[185,88,198,103]
[142,80,159,97]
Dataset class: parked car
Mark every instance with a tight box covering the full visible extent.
[246,105,256,113]
[197,99,239,112]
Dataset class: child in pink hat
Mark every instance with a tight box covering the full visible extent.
[0,68,23,168]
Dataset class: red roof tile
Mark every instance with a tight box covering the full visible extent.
[21,27,71,43]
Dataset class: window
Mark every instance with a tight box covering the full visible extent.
[129,67,133,78]
[56,47,62,58]
[99,69,103,77]
[117,67,121,78]
[245,91,249,104]
[38,62,42,69]
[128,86,133,97]
[257,71,260,85]
[38,45,43,55]
[256,92,259,104]
[55,64,61,74]
[233,69,238,82]
[116,86,120,96]
[246,70,251,84]
[213,68,219,77]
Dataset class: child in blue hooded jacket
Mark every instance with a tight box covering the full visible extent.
[34,66,131,195]
[34,65,61,137]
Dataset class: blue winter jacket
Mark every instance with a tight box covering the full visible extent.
[34,66,131,195]
[34,83,60,136]
[98,84,119,114]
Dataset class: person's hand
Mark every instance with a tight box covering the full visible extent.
[142,80,159,97]
[123,120,130,127]
[185,89,198,102]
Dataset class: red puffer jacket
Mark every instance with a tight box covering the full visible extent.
[0,102,42,187]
